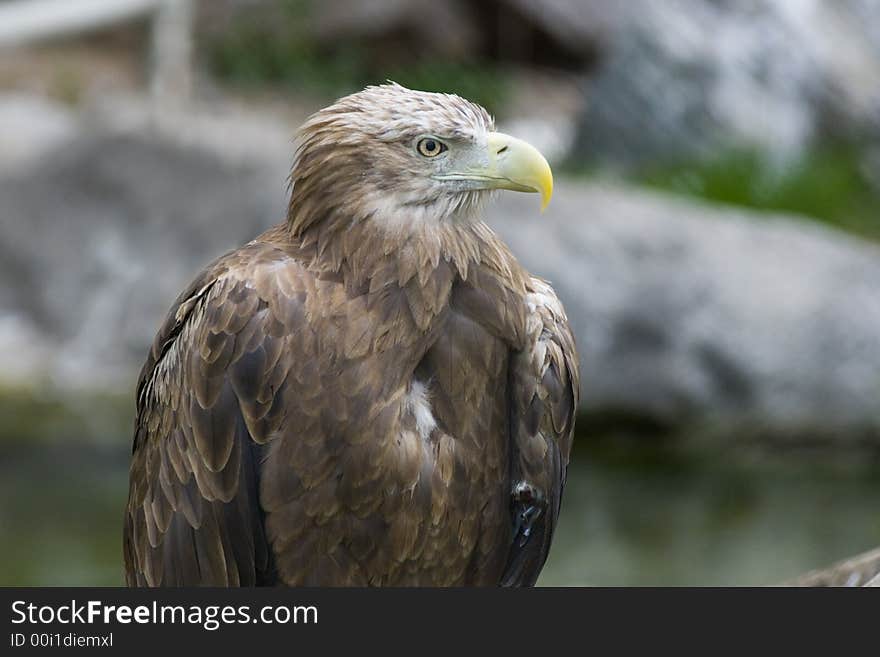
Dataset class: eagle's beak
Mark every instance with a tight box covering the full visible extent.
[437,132,554,211]
[483,132,553,211]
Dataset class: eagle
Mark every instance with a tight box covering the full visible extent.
[124,83,579,587]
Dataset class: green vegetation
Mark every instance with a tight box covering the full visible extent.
[638,146,880,240]
[205,0,509,114]
[0,385,132,445]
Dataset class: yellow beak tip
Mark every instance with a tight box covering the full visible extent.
[540,187,553,212]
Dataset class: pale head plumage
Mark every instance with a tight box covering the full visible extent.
[288,83,497,235]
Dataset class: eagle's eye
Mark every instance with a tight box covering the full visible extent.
[416,138,447,158]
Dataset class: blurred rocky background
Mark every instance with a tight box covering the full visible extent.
[1,0,879,586]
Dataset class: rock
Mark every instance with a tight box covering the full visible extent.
[489,181,880,437]
[571,0,880,167]
[0,90,305,392]
[0,94,79,177]
[0,131,284,390]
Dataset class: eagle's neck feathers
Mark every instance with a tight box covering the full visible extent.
[264,207,529,345]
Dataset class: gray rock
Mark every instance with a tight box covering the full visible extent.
[572,0,880,167]
[489,181,880,436]
[0,94,79,177]
[0,132,284,389]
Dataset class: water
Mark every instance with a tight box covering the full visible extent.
[2,421,879,586]
[541,447,880,585]
[0,443,128,586]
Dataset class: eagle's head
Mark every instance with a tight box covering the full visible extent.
[288,83,553,235]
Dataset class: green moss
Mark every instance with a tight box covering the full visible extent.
[637,146,880,240]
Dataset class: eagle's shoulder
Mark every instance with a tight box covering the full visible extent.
[125,229,311,585]
[133,228,312,449]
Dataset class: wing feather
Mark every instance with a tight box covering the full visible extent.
[124,243,298,586]
[500,277,579,587]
